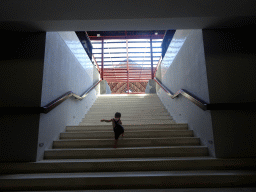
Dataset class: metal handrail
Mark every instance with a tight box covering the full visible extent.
[154,77,256,110]
[154,77,208,110]
[2,80,102,114]
[42,80,102,113]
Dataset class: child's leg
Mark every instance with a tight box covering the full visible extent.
[113,139,118,148]
[114,132,119,148]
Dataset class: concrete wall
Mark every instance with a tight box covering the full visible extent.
[100,80,111,94]
[155,60,162,93]
[37,32,100,161]
[157,30,215,157]
[203,28,256,158]
[0,32,46,162]
[145,79,156,94]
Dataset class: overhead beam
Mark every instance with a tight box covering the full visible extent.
[89,35,164,40]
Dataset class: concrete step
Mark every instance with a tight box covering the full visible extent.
[93,103,164,106]
[65,124,188,131]
[88,107,168,110]
[60,130,193,139]
[89,107,167,110]
[1,157,255,174]
[1,170,255,190]
[95,99,161,101]
[85,113,171,117]
[82,116,173,120]
[94,99,162,102]
[53,137,200,148]
[95,98,161,100]
[44,146,208,159]
[90,107,166,111]
[87,111,170,115]
[79,121,176,125]
[80,119,175,123]
[85,112,171,116]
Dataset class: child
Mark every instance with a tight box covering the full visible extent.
[100,112,124,148]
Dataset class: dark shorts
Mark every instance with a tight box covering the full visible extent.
[114,128,124,140]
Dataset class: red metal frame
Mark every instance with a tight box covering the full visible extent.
[154,56,162,78]
[89,34,163,94]
[92,55,101,73]
[101,38,104,80]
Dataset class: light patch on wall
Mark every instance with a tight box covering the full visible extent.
[58,32,92,73]
[161,30,191,80]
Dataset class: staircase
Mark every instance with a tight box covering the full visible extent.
[1,94,256,191]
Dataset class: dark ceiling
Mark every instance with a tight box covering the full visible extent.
[87,30,166,37]
[0,1,256,32]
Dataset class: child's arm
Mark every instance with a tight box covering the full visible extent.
[100,119,112,122]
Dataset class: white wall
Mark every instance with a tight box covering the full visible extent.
[157,30,215,156]
[37,32,100,161]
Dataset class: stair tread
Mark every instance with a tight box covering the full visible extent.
[46,146,207,151]
[56,137,199,141]
[2,157,255,174]
[1,170,256,179]
[63,130,192,133]
[5,156,255,164]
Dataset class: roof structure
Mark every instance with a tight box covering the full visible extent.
[87,30,165,93]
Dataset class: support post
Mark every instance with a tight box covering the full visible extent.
[126,32,129,94]
[101,38,104,80]
[150,37,154,79]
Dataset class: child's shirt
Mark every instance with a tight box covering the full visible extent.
[111,118,122,129]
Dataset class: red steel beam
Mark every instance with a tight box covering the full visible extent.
[116,83,127,93]
[112,83,126,93]
[111,92,146,94]
[104,76,151,78]
[103,72,152,74]
[139,82,148,89]
[103,68,152,70]
[130,82,145,92]
[105,80,149,82]
[112,83,119,90]
[92,54,100,73]
[111,83,122,93]
[154,56,162,78]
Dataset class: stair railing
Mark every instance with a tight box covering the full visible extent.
[2,80,102,114]
[154,77,207,110]
[154,77,255,110]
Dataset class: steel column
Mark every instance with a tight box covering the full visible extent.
[126,32,129,94]
[101,38,104,80]
[150,37,154,79]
